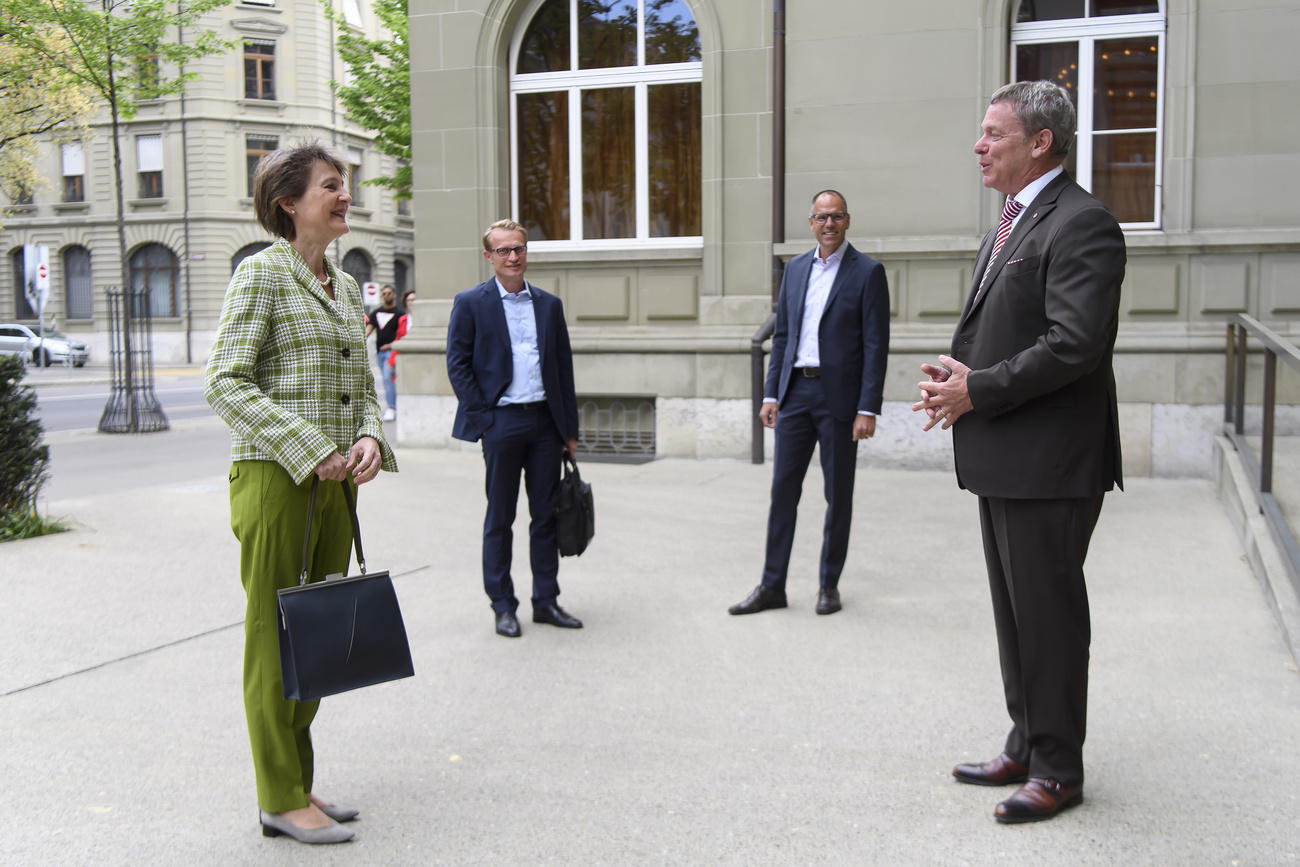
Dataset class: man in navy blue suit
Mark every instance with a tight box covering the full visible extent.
[446,219,582,638]
[729,190,890,617]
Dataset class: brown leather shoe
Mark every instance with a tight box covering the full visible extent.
[994,778,1083,824]
[952,753,1029,786]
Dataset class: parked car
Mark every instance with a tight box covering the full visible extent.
[0,323,88,367]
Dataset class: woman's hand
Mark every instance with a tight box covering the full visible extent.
[313,452,349,481]
[346,436,382,485]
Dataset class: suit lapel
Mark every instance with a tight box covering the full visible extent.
[823,244,858,318]
[482,281,512,355]
[530,283,549,363]
[960,174,1068,325]
[279,240,343,318]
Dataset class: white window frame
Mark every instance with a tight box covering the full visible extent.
[1011,6,1165,229]
[509,0,703,251]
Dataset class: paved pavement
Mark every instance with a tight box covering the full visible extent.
[3,409,1300,864]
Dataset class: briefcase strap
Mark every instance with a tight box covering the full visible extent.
[297,477,367,586]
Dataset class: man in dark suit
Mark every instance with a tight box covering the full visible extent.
[914,81,1126,823]
[446,219,582,638]
[729,190,890,617]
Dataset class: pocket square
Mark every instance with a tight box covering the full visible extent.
[1006,257,1025,265]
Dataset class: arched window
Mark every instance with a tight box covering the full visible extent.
[128,243,179,318]
[231,242,271,274]
[342,248,372,288]
[10,249,36,319]
[1011,0,1164,227]
[393,258,409,293]
[63,246,93,320]
[510,0,702,246]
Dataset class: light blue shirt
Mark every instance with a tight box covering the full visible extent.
[496,279,547,406]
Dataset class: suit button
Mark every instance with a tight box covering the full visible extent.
[341,347,351,358]
[340,394,350,405]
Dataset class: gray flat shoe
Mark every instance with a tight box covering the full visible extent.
[317,801,359,823]
[259,809,354,844]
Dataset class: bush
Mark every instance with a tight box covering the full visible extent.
[0,354,63,541]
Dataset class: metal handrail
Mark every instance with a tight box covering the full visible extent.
[1223,313,1300,589]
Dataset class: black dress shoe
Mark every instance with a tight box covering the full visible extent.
[495,610,521,638]
[994,778,1083,824]
[815,587,841,615]
[728,584,787,615]
[952,752,1029,787]
[533,604,582,628]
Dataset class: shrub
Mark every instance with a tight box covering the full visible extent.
[0,354,63,540]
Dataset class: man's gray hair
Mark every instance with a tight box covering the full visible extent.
[990,80,1076,157]
[809,189,848,215]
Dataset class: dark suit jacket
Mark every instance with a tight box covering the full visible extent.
[951,172,1126,499]
[765,242,891,421]
[446,279,579,444]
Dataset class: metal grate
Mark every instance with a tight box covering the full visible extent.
[577,395,655,463]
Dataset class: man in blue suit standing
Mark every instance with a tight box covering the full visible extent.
[447,219,582,638]
[729,190,891,617]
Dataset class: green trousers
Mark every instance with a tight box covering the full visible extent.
[228,460,355,813]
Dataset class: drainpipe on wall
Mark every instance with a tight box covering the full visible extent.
[179,23,194,364]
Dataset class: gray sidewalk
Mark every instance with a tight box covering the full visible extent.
[3,420,1299,865]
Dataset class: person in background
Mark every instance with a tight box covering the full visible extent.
[400,288,417,327]
[205,142,397,845]
[365,285,408,422]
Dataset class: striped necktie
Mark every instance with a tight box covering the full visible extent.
[979,196,1025,290]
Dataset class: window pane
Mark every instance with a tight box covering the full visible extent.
[62,142,85,176]
[581,86,634,239]
[136,134,163,171]
[648,82,701,237]
[578,0,636,70]
[646,0,700,64]
[12,251,35,319]
[518,91,571,241]
[518,0,569,73]
[342,249,372,286]
[64,247,93,319]
[1092,132,1155,223]
[1015,0,1084,22]
[1093,0,1159,15]
[1094,37,1158,129]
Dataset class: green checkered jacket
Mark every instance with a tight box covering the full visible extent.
[205,238,397,484]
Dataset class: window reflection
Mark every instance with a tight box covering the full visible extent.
[646,0,700,64]
[649,82,701,237]
[518,0,568,74]
[582,87,635,238]
[1094,38,1158,129]
[579,0,637,70]
[518,92,571,240]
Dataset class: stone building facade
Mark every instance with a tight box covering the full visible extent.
[1,0,413,365]
[398,0,1300,478]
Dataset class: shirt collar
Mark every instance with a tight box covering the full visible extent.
[814,241,847,266]
[1014,165,1064,209]
[496,278,531,299]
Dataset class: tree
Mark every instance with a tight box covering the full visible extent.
[0,34,95,224]
[324,0,410,200]
[6,0,232,430]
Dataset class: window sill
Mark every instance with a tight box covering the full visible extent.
[6,204,36,215]
[237,98,285,112]
[527,241,703,264]
[348,206,372,220]
[128,198,169,209]
[53,202,90,213]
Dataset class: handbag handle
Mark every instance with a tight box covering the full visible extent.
[298,476,367,586]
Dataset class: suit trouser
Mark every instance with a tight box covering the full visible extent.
[229,460,355,812]
[979,493,1105,786]
[761,373,858,589]
[480,402,563,613]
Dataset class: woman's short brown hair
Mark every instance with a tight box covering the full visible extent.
[252,143,348,240]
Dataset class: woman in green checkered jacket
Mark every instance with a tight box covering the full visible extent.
[205,143,397,845]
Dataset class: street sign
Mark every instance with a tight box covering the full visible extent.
[362,281,380,308]
[22,244,50,311]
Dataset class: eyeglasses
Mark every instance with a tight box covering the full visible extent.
[489,245,527,257]
[810,212,849,225]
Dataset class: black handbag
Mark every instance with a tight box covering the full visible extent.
[554,452,595,557]
[276,478,414,701]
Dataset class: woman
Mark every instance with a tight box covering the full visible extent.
[400,288,416,325]
[205,143,396,845]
